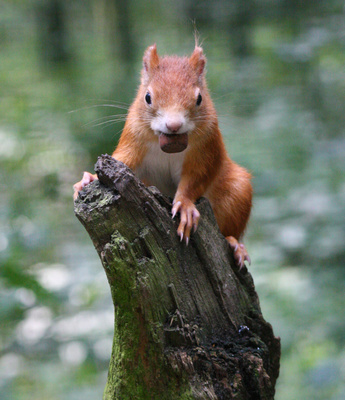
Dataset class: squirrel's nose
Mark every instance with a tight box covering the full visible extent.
[166,121,183,133]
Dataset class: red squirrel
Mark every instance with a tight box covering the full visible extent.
[74,44,252,268]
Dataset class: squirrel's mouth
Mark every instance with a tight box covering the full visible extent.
[159,132,188,153]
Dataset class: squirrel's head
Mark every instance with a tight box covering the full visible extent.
[139,44,211,153]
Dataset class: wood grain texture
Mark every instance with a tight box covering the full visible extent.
[74,154,280,400]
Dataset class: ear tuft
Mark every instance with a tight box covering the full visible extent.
[142,44,159,84]
[189,46,206,80]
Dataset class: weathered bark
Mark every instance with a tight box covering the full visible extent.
[74,154,280,400]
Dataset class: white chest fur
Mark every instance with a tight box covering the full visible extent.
[135,141,186,198]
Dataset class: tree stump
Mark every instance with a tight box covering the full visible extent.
[74,154,280,400]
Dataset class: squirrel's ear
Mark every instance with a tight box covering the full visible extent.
[142,44,159,84]
[189,46,206,81]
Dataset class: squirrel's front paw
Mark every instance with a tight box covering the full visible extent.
[171,199,200,245]
[226,236,251,269]
[73,172,97,200]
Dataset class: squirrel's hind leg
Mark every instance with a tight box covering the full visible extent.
[226,236,251,270]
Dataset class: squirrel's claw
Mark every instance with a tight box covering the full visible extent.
[73,171,97,200]
[172,201,181,219]
[172,199,200,245]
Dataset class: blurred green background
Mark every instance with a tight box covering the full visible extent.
[1,1,344,399]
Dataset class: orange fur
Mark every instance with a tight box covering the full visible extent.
[74,44,253,265]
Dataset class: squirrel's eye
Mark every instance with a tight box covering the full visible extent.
[145,92,152,105]
[196,93,202,106]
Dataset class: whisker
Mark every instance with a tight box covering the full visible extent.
[111,126,124,138]
[83,114,128,127]
[192,127,204,137]
[69,103,129,114]
[86,98,130,107]
[88,118,127,128]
